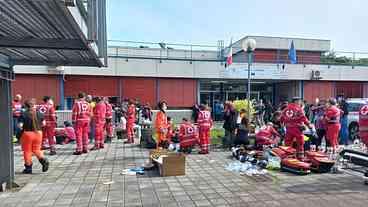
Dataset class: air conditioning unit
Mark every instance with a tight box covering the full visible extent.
[311,70,322,80]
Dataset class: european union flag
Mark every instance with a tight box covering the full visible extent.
[288,40,297,64]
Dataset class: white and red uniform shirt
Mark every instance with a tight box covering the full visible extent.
[281,103,309,128]
[105,103,113,119]
[94,102,107,123]
[127,104,136,124]
[37,102,56,126]
[12,101,22,117]
[359,104,368,132]
[197,110,213,128]
[324,106,341,125]
[72,100,91,122]
[179,122,198,147]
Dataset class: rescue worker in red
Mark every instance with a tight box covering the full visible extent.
[19,99,49,174]
[72,92,91,155]
[324,98,342,153]
[91,97,106,150]
[281,97,313,159]
[104,97,113,143]
[125,99,136,144]
[359,103,368,149]
[256,122,281,147]
[12,94,23,142]
[179,118,198,153]
[38,96,57,155]
[197,104,213,154]
[155,101,169,148]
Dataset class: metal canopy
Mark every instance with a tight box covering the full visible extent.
[0,0,105,67]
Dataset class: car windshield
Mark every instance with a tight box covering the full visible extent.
[347,102,365,112]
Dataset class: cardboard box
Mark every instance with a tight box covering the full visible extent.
[150,150,186,177]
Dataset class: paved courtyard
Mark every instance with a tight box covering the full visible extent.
[0,140,368,207]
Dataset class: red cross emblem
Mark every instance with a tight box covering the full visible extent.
[286,109,294,118]
[81,103,89,112]
[39,106,47,114]
[360,105,368,116]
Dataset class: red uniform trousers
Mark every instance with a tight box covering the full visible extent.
[43,123,56,151]
[127,122,135,143]
[95,120,106,148]
[21,131,44,166]
[199,126,210,153]
[326,123,340,149]
[75,120,90,152]
[284,127,304,158]
[104,120,113,138]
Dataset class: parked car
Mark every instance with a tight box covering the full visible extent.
[346,98,368,140]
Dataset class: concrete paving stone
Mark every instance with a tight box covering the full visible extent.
[189,194,206,201]
[173,195,191,202]
[209,198,228,205]
[194,199,212,207]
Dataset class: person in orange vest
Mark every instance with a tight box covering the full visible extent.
[91,97,106,150]
[72,92,91,155]
[19,99,49,174]
[324,98,342,153]
[37,96,57,155]
[125,99,136,144]
[281,97,313,159]
[197,104,213,154]
[359,103,368,150]
[12,94,23,142]
[104,97,114,143]
[155,101,169,148]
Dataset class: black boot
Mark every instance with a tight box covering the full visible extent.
[105,137,112,143]
[39,158,49,172]
[22,164,32,174]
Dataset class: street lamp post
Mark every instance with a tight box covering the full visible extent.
[241,38,256,119]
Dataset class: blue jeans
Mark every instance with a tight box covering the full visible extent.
[13,117,21,138]
[339,116,349,145]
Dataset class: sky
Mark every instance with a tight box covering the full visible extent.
[107,0,368,52]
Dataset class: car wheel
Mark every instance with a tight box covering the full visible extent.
[349,123,360,141]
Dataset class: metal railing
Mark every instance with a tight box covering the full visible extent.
[108,40,221,61]
[107,40,368,66]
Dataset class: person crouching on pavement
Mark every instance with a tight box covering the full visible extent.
[19,99,49,174]
[234,116,250,146]
[92,97,106,150]
[179,118,198,153]
[62,121,76,144]
[197,104,213,154]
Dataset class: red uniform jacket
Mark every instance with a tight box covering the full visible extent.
[72,100,91,122]
[256,126,280,139]
[37,103,56,125]
[12,101,22,117]
[281,103,309,128]
[94,102,107,123]
[105,103,113,119]
[359,104,368,132]
[324,106,341,125]
[179,122,198,147]
[197,110,213,129]
[127,105,136,124]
